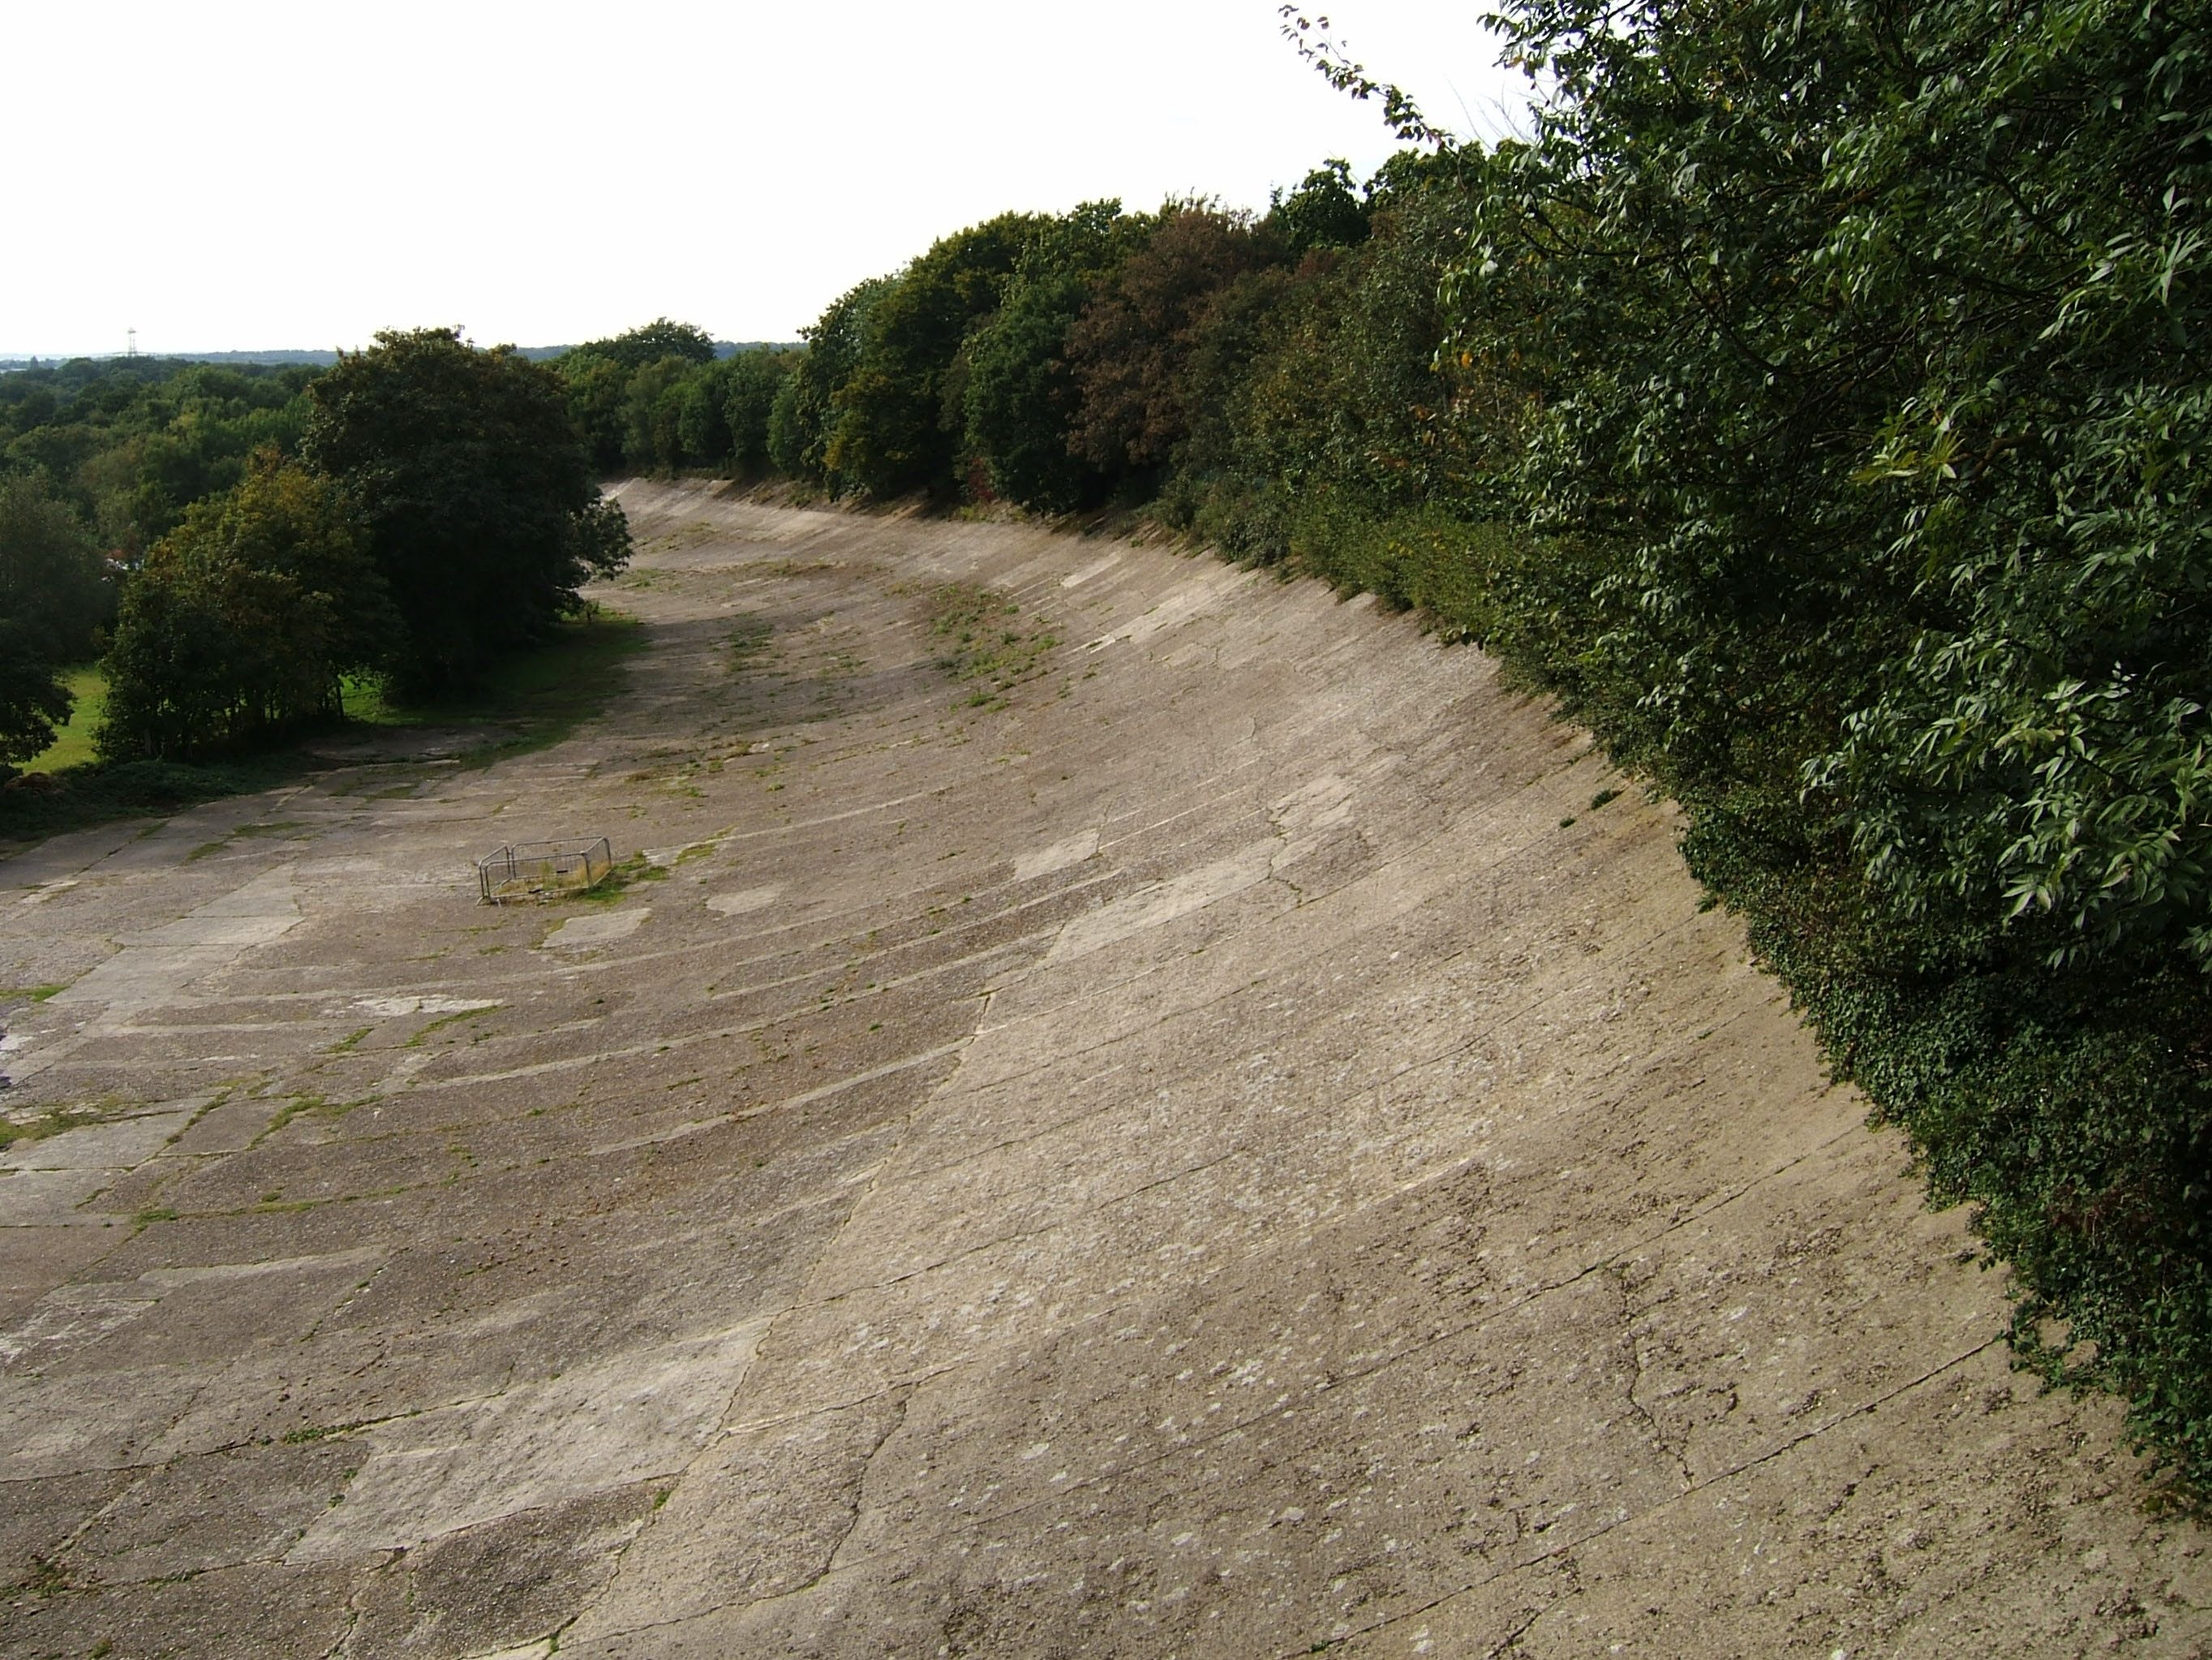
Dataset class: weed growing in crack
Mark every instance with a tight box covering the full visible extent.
[922,583,1059,710]
[0,1105,101,1152]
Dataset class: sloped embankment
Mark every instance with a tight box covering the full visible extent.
[0,480,2202,1657]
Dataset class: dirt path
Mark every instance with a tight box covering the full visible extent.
[1,483,2203,1658]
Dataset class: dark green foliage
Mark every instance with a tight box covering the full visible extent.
[961,203,1150,512]
[1158,157,1490,563]
[767,278,894,492]
[2,359,315,555]
[1475,0,2212,968]
[561,355,633,474]
[621,357,694,474]
[568,318,717,372]
[623,346,798,478]
[716,349,795,476]
[1066,206,1282,480]
[673,368,732,467]
[98,458,392,757]
[556,320,724,473]
[0,621,73,765]
[1265,158,1369,260]
[827,213,1049,499]
[1245,161,1491,513]
[302,329,629,694]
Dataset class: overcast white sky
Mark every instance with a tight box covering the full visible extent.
[3,2,1527,358]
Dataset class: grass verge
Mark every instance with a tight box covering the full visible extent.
[20,665,108,775]
[921,583,1058,710]
[0,610,644,857]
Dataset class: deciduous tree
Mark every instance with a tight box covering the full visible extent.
[302,328,629,693]
[98,458,390,756]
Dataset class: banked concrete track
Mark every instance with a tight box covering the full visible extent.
[0,482,2204,1658]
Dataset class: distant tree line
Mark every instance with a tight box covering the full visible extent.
[573,163,1404,517]
[551,318,798,480]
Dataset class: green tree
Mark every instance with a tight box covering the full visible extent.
[2,359,314,553]
[1066,207,1282,480]
[0,470,110,660]
[1219,153,1493,530]
[98,458,392,757]
[0,623,72,764]
[557,322,719,472]
[561,355,633,474]
[767,277,894,492]
[962,202,1150,513]
[93,576,233,761]
[1265,158,1369,260]
[673,363,734,467]
[717,349,795,475]
[826,213,1049,499]
[621,357,694,473]
[573,318,717,372]
[302,328,629,693]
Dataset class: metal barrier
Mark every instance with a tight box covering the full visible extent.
[476,837,613,904]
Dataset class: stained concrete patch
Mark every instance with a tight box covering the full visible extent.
[353,996,503,1019]
[0,1105,195,1172]
[1013,828,1099,882]
[542,908,650,952]
[704,884,784,918]
[1044,840,1278,963]
[2,1247,387,1376]
[1059,551,1122,588]
[70,1437,369,1582]
[288,1321,763,1560]
[0,1281,161,1369]
[0,1165,136,1227]
[7,867,302,1086]
[564,1388,909,1640]
[0,1364,210,1478]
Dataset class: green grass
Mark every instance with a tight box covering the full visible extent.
[0,1106,100,1154]
[341,609,646,765]
[727,613,775,673]
[922,583,1058,711]
[578,849,670,904]
[0,611,644,855]
[21,664,108,774]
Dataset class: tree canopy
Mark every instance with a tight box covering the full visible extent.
[302,328,629,694]
[100,458,391,758]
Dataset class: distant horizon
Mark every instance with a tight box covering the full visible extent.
[0,337,804,368]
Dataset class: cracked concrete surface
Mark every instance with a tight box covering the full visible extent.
[1,481,2205,1658]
